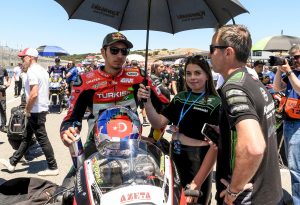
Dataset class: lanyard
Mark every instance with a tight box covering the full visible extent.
[177,92,205,127]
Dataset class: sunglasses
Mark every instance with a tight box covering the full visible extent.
[209,44,229,54]
[108,46,130,56]
[293,55,300,60]
[21,55,28,60]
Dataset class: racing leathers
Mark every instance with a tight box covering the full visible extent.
[60,66,169,159]
[49,65,67,79]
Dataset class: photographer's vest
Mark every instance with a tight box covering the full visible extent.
[279,70,300,120]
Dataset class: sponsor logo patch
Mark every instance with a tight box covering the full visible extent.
[86,72,95,78]
[120,78,134,83]
[225,89,246,98]
[96,91,130,98]
[92,81,107,89]
[230,104,250,114]
[120,192,151,204]
[86,78,101,84]
[126,72,138,77]
[227,96,248,105]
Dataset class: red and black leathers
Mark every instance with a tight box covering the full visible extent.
[60,67,169,132]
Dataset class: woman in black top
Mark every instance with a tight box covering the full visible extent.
[138,55,221,205]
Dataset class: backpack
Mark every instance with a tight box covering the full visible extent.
[7,106,27,141]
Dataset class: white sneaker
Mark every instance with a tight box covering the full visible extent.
[38,169,59,176]
[0,159,16,172]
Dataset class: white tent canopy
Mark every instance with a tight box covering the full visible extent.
[126,54,145,62]
[174,58,185,65]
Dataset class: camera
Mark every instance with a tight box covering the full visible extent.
[268,56,294,67]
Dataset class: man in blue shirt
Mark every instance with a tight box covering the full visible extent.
[273,44,300,204]
[66,61,78,93]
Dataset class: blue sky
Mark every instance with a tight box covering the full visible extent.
[0,0,299,55]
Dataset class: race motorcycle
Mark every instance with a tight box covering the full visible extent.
[49,74,68,113]
[48,106,199,205]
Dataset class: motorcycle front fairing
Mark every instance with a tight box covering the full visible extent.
[49,74,65,91]
[73,139,182,205]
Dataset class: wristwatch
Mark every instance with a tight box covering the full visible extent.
[286,70,293,76]
[226,185,243,198]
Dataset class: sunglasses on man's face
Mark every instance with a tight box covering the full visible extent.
[21,55,28,60]
[109,47,130,56]
[209,44,229,54]
[293,55,300,60]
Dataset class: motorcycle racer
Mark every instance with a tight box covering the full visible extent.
[60,32,169,163]
[49,57,67,79]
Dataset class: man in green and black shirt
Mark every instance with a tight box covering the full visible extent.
[210,24,283,205]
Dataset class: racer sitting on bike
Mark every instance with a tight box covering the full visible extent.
[60,32,169,178]
[49,57,67,79]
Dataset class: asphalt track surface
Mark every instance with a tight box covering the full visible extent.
[0,83,292,204]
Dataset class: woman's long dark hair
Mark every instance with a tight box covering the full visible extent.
[184,55,218,102]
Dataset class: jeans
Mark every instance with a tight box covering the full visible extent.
[14,79,22,96]
[10,112,58,170]
[283,120,300,204]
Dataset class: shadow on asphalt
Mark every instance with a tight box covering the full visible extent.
[1,167,28,173]
[27,160,49,174]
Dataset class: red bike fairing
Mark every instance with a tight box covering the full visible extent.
[60,67,169,132]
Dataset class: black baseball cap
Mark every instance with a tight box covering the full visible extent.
[102,32,133,49]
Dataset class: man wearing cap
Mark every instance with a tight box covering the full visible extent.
[49,57,67,79]
[0,48,59,176]
[59,32,169,178]
[0,64,11,132]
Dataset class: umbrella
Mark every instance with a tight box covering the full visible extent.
[36,45,69,56]
[55,0,248,80]
[252,35,300,52]
[55,0,247,34]
[126,54,145,62]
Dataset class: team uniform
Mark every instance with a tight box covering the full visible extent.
[216,68,282,205]
[49,65,67,78]
[61,67,169,158]
[161,91,221,205]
